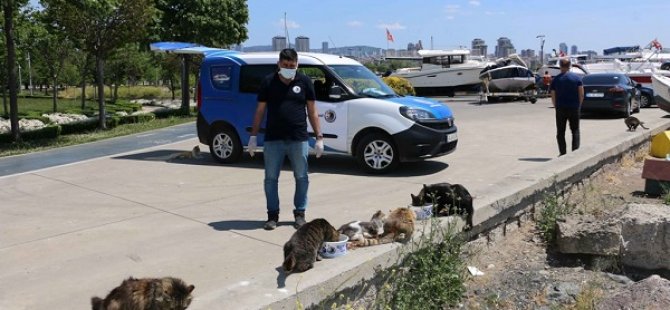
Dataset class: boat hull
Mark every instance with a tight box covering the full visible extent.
[652,74,670,113]
[392,66,484,95]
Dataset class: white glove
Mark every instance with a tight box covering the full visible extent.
[315,139,324,158]
[248,136,257,157]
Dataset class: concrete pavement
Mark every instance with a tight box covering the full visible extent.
[1,97,669,309]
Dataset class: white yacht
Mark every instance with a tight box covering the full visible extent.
[479,54,536,92]
[390,49,491,96]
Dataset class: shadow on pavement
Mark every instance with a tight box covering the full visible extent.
[113,151,449,177]
[275,266,287,288]
[518,157,552,162]
[207,220,295,231]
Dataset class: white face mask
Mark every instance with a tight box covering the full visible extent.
[279,67,297,80]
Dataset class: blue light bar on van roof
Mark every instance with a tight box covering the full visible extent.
[149,42,238,56]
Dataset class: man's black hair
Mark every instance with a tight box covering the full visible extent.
[279,48,298,62]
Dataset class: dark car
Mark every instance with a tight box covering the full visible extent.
[581,73,641,117]
[639,86,655,108]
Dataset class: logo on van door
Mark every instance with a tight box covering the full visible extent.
[324,109,336,123]
[292,86,301,93]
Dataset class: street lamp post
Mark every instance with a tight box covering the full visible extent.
[27,51,33,96]
[17,62,22,95]
[536,35,546,66]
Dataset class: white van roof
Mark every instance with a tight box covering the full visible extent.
[215,52,363,66]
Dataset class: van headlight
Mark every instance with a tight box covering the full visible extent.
[399,106,436,121]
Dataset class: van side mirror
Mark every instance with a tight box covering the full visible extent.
[329,85,344,100]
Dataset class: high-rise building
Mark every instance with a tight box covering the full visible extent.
[559,42,568,55]
[322,41,328,53]
[407,42,416,51]
[295,36,310,52]
[471,38,487,57]
[520,49,535,58]
[272,36,287,51]
[571,45,578,55]
[495,37,515,58]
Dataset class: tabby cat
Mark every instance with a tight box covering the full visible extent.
[283,218,340,274]
[91,276,195,310]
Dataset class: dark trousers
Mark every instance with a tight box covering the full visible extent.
[555,107,580,155]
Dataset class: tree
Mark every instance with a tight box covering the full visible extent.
[2,0,29,142]
[28,11,73,112]
[42,0,155,129]
[153,0,249,113]
[106,44,150,102]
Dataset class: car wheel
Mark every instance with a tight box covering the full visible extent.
[623,99,632,118]
[640,93,651,108]
[209,126,242,164]
[355,133,399,174]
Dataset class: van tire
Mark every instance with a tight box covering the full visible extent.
[355,133,399,174]
[209,126,242,164]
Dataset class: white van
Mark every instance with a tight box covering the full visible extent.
[151,42,458,174]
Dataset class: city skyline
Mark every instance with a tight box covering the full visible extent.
[246,0,670,54]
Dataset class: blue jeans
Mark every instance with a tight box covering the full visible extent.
[263,140,309,214]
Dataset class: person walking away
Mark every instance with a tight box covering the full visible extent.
[550,58,584,156]
[542,71,552,95]
[248,48,325,230]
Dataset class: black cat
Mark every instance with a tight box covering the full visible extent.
[411,183,473,228]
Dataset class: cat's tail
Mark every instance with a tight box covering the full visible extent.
[282,255,295,273]
[91,297,104,310]
[353,235,395,247]
[640,123,649,129]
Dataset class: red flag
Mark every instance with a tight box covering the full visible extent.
[652,39,663,50]
[559,50,566,57]
[386,28,394,42]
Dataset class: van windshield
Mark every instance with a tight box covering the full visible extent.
[329,65,397,98]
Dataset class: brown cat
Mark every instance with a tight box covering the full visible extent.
[353,207,416,246]
[283,218,340,274]
[91,277,195,310]
[411,183,474,228]
[624,116,648,131]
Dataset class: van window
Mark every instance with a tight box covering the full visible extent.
[211,66,232,90]
[239,65,277,93]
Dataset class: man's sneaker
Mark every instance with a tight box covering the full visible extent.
[293,211,306,228]
[264,212,279,230]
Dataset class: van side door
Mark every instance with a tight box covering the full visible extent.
[299,66,349,154]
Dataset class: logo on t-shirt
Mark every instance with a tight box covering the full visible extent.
[292,86,301,94]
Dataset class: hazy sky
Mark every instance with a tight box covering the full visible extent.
[245,0,670,53]
[27,0,670,54]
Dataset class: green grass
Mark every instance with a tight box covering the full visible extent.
[537,186,576,244]
[0,116,195,157]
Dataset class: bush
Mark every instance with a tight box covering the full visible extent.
[0,125,62,143]
[375,218,467,309]
[60,118,99,135]
[383,76,416,96]
[118,113,155,125]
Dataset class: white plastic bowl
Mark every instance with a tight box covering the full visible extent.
[409,204,433,220]
[319,235,349,259]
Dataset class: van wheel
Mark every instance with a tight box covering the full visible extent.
[355,133,399,174]
[209,126,241,164]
